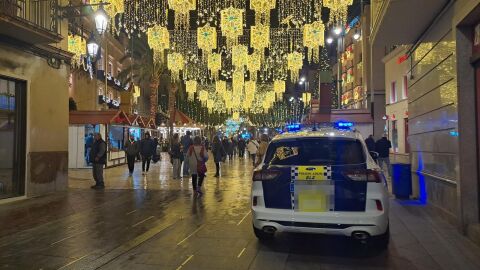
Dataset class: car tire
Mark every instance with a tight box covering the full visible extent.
[374,225,390,250]
[253,225,274,241]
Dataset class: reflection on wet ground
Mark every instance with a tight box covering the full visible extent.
[1,154,480,269]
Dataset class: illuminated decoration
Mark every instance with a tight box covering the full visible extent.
[274,80,286,93]
[250,0,275,25]
[302,92,312,104]
[133,85,141,103]
[199,89,208,102]
[147,25,169,61]
[232,45,248,70]
[232,111,240,120]
[233,69,245,93]
[123,0,168,36]
[197,25,217,56]
[168,0,196,29]
[324,0,353,25]
[207,53,222,80]
[303,21,325,63]
[215,80,226,95]
[287,52,303,82]
[91,0,124,18]
[220,7,244,48]
[167,53,185,82]
[67,35,86,68]
[250,25,270,53]
[186,80,197,100]
[247,52,261,81]
[278,0,322,27]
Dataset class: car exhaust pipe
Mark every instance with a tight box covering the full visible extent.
[352,231,370,240]
[263,226,277,234]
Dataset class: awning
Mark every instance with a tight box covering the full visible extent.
[69,110,131,125]
[173,109,194,126]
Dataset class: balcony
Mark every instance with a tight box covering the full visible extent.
[0,0,62,44]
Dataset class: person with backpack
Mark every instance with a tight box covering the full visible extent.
[181,131,193,176]
[188,136,209,196]
[90,133,106,189]
[247,138,259,166]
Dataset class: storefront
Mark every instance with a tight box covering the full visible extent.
[0,76,26,200]
[69,110,132,168]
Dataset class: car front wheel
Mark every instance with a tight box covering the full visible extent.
[253,225,275,241]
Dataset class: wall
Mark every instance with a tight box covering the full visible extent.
[408,6,458,219]
[383,46,410,164]
[0,44,69,197]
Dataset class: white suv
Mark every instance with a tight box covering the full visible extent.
[251,127,389,249]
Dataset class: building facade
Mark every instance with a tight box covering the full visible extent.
[0,0,71,201]
[370,0,480,245]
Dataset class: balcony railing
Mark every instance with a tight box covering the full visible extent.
[0,0,58,33]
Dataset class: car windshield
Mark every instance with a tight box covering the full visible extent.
[264,137,366,166]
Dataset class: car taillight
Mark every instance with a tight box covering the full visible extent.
[252,169,281,181]
[375,200,383,211]
[343,169,382,183]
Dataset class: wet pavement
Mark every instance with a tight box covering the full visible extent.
[1,154,480,270]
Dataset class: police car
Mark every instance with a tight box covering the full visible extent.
[251,124,389,248]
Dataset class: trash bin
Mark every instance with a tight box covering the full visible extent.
[391,163,412,199]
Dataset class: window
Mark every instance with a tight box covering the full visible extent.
[97,49,104,70]
[390,81,397,103]
[264,138,366,166]
[403,75,408,99]
[391,120,398,153]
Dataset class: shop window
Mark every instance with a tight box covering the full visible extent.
[390,81,397,103]
[391,120,398,153]
[403,75,408,99]
[108,126,126,152]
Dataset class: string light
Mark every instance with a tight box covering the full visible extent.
[220,7,244,48]
[287,51,303,82]
[167,52,185,82]
[303,21,325,63]
[67,35,86,68]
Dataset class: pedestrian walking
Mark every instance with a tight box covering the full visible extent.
[170,133,182,179]
[211,136,226,177]
[188,136,209,196]
[85,133,94,165]
[255,134,269,166]
[365,134,378,161]
[181,131,193,176]
[139,132,156,175]
[90,133,106,189]
[124,136,139,176]
[375,134,392,176]
[247,139,259,166]
[238,138,246,158]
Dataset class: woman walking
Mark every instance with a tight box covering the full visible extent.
[188,136,209,196]
[247,139,259,166]
[211,136,226,177]
[255,134,269,166]
[170,133,182,179]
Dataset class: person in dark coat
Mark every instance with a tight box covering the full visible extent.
[365,135,375,152]
[375,135,392,176]
[124,135,139,176]
[170,133,182,179]
[238,138,246,158]
[211,136,226,177]
[139,132,156,175]
[90,133,107,189]
[181,131,193,176]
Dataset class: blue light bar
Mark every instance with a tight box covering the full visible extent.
[335,121,354,129]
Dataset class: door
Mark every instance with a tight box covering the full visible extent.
[0,76,26,199]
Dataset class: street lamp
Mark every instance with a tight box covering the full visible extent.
[86,34,99,58]
[326,37,334,44]
[94,5,109,35]
[353,29,361,40]
[333,26,342,36]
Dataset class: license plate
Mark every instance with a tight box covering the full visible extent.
[292,166,332,181]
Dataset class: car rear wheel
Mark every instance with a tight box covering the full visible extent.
[374,225,390,250]
[253,225,275,241]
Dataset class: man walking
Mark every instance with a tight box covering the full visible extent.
[375,134,392,176]
[365,134,377,161]
[238,137,246,158]
[181,131,193,176]
[90,133,106,189]
[139,132,156,175]
[124,135,138,176]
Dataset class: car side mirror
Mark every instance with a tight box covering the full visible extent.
[369,151,379,159]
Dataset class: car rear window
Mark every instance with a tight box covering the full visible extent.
[264,138,366,166]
